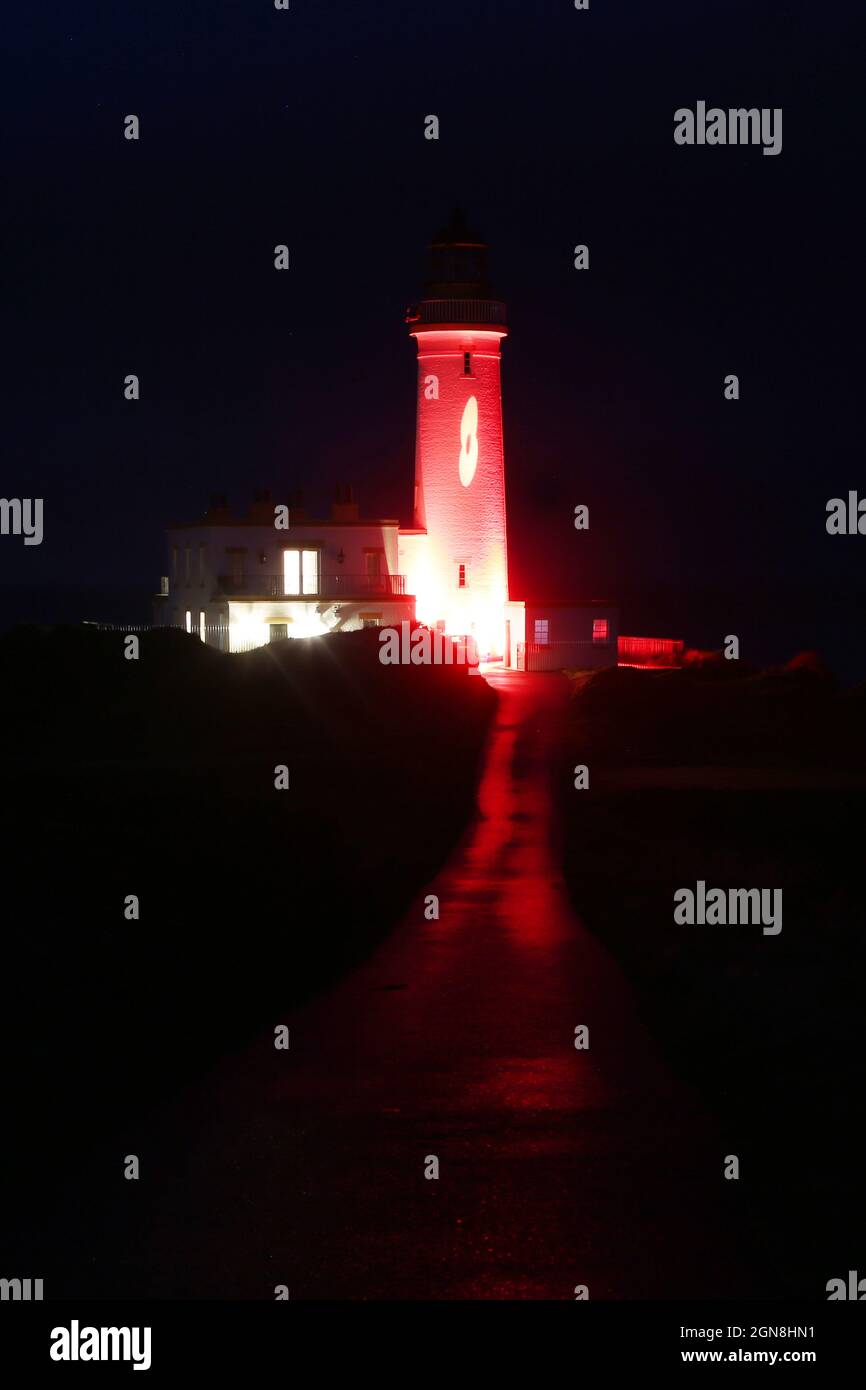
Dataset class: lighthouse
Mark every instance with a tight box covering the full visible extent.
[400,211,510,658]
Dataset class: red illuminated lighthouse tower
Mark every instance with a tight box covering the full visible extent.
[400,211,509,658]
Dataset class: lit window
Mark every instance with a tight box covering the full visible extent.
[283,549,300,595]
[283,549,319,596]
[593,618,609,643]
[199,611,206,642]
[534,619,549,646]
[185,610,192,634]
[458,564,466,589]
[302,549,318,595]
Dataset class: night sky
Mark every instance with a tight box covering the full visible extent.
[3,1,863,669]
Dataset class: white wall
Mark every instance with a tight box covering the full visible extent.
[226,597,415,649]
[165,519,402,609]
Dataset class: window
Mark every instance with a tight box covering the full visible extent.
[228,550,246,586]
[199,544,206,585]
[361,618,380,629]
[283,549,299,595]
[184,546,191,583]
[534,618,549,646]
[269,623,288,642]
[458,563,466,589]
[171,546,178,583]
[283,548,319,596]
[463,351,472,376]
[185,610,192,634]
[199,611,206,642]
[364,550,385,588]
[593,618,609,643]
[302,549,318,595]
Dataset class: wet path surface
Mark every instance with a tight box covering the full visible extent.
[61,672,768,1299]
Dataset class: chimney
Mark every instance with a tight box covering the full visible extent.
[285,488,304,523]
[248,488,273,523]
[331,482,359,523]
[205,492,231,521]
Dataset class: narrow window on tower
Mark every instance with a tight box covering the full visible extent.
[593,618,609,643]
[458,563,466,589]
[463,352,472,376]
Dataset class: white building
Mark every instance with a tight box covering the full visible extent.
[156,487,414,651]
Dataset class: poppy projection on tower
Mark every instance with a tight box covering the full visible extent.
[400,211,510,659]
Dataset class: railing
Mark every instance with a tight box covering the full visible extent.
[88,621,312,654]
[215,573,407,598]
[518,639,614,673]
[617,635,684,667]
[406,298,507,326]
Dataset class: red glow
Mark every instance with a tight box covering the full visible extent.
[618,635,684,668]
[407,326,509,657]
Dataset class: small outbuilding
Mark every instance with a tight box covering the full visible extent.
[504,599,619,672]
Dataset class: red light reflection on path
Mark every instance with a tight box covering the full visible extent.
[122,671,765,1300]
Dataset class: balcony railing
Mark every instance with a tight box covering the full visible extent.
[406,298,507,326]
[216,572,407,599]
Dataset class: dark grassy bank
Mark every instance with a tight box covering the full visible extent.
[560,657,866,1297]
[0,625,496,1181]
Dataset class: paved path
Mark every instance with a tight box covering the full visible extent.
[69,671,767,1298]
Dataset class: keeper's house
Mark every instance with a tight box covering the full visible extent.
[155,487,415,651]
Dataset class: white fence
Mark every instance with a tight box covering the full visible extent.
[84,621,278,654]
[517,640,615,672]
